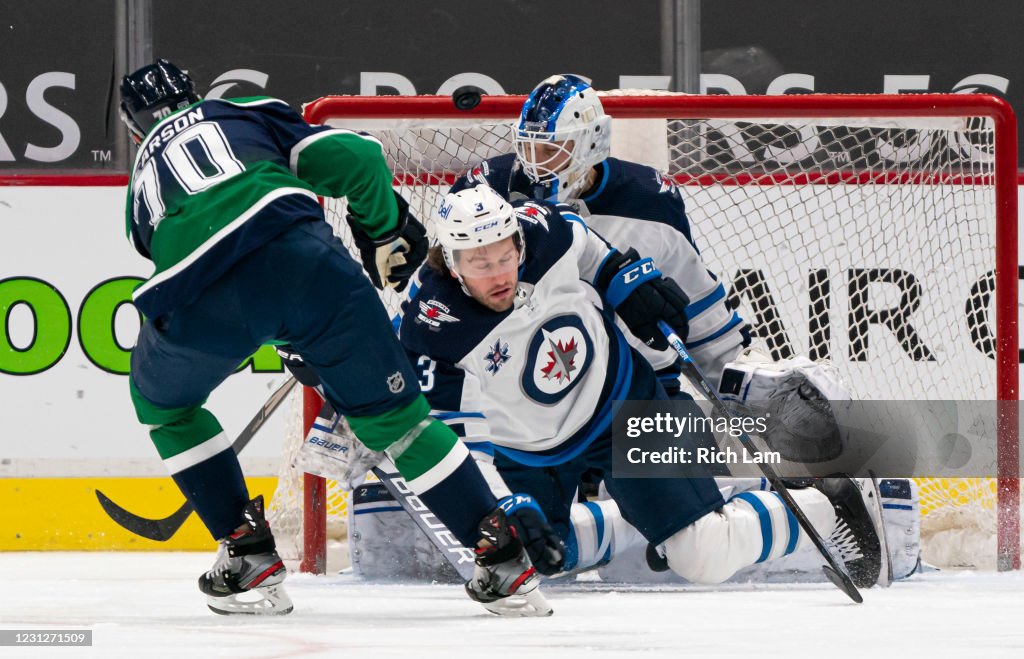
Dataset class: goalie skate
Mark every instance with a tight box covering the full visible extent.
[814,476,889,588]
[198,496,294,616]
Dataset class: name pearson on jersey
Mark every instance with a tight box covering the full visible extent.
[139,107,206,159]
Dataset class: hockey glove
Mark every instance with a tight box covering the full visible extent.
[596,248,689,351]
[498,494,565,576]
[719,348,850,462]
[348,191,428,292]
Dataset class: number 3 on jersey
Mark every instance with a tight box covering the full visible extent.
[416,355,436,391]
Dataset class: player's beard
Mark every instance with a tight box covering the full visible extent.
[468,276,517,312]
[481,282,516,312]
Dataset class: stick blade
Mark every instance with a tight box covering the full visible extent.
[94,489,193,542]
[822,565,863,603]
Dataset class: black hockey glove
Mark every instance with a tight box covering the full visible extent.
[348,191,427,292]
[276,344,323,388]
[596,248,689,351]
[498,494,565,576]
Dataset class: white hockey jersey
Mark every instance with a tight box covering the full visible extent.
[452,154,750,386]
[399,201,635,466]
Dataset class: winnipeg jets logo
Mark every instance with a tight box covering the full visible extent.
[515,202,550,231]
[522,316,594,404]
[416,299,460,330]
[540,331,579,384]
[656,173,680,196]
[484,339,511,375]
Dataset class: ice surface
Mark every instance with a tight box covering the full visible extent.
[1,552,1022,658]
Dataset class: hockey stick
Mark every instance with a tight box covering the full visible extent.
[306,396,478,580]
[95,376,299,541]
[657,321,863,603]
[370,458,478,581]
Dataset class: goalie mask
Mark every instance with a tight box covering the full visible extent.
[435,185,525,288]
[514,74,612,202]
[119,59,200,142]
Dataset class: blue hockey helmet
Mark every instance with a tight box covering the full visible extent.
[119,59,200,141]
[514,74,611,201]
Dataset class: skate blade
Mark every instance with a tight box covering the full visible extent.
[481,587,553,617]
[207,583,294,616]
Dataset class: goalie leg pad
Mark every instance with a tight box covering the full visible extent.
[662,488,836,584]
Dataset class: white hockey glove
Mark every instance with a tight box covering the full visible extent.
[348,191,427,292]
[292,411,384,491]
[718,347,852,462]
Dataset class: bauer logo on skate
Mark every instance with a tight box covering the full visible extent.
[521,316,594,404]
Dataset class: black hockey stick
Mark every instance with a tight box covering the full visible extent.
[658,321,863,603]
[95,376,299,541]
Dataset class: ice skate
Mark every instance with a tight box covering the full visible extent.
[465,508,553,617]
[814,476,888,588]
[198,496,293,615]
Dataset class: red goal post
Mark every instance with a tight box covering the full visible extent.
[278,92,1019,574]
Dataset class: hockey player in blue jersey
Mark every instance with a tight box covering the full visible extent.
[120,60,555,616]
[399,183,884,588]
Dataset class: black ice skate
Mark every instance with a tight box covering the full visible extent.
[465,508,552,617]
[198,496,293,615]
[814,476,890,588]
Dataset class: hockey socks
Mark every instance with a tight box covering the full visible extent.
[662,488,835,583]
[131,382,249,539]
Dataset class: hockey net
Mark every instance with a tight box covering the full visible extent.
[269,92,1019,574]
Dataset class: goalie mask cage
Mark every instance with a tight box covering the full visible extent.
[268,92,1019,575]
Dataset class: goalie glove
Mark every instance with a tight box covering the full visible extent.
[719,347,852,462]
[498,493,565,576]
[347,191,427,292]
[596,248,689,351]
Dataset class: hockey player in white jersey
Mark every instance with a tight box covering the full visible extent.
[448,74,912,581]
[452,75,844,456]
[398,184,885,587]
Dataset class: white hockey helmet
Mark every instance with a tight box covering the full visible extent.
[513,74,612,202]
[435,185,525,279]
